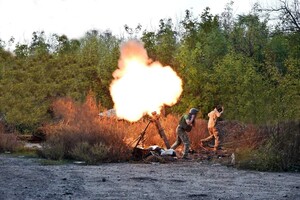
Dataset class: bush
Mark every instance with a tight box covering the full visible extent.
[38,135,64,160]
[71,142,110,164]
[0,124,23,153]
[235,121,300,171]
[39,93,300,170]
[38,94,132,163]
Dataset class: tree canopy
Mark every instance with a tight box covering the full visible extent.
[0,1,299,132]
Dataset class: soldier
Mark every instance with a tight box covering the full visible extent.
[171,108,199,159]
[201,105,224,152]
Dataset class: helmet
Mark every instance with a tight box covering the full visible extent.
[189,108,199,115]
[216,105,223,113]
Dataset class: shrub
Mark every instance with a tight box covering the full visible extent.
[38,94,132,163]
[0,124,23,153]
[71,142,110,164]
[39,92,300,170]
[235,121,300,171]
[38,135,64,160]
[40,94,202,163]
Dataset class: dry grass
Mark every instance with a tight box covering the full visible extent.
[219,121,266,150]
[0,123,23,153]
[38,93,210,163]
[38,94,132,163]
[36,94,300,170]
[231,121,300,171]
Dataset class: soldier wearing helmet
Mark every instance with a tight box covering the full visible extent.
[171,108,199,159]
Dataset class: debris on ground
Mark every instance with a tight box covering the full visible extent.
[131,144,233,164]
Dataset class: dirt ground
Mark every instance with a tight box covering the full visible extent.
[0,154,299,200]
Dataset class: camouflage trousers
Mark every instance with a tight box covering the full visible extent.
[171,126,190,158]
[201,127,220,149]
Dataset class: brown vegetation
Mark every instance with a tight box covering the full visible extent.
[24,94,299,171]
[36,93,211,164]
[0,123,23,153]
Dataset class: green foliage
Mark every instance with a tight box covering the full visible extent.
[263,57,300,122]
[141,31,156,60]
[0,5,299,133]
[71,142,110,164]
[39,136,65,160]
[231,14,269,63]
[265,33,289,73]
[141,18,178,68]
[0,55,52,129]
[235,147,284,171]
[0,4,298,171]
[213,53,269,123]
[155,19,178,66]
[77,30,120,107]
[0,31,121,130]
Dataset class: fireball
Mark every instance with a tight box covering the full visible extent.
[109,40,182,122]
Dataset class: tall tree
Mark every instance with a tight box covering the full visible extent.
[230,14,269,64]
[141,18,178,67]
[220,1,235,37]
[155,18,178,66]
[29,31,50,56]
[260,0,300,33]
[214,53,268,123]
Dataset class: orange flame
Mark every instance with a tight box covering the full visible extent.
[109,40,182,122]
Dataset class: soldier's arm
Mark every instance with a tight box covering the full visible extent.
[186,115,195,125]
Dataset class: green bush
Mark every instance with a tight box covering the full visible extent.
[38,136,64,160]
[235,148,282,171]
[71,142,110,164]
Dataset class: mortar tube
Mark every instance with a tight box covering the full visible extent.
[151,112,171,149]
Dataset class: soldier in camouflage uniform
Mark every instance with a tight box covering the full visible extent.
[171,108,199,159]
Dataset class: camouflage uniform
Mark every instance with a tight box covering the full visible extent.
[171,114,192,158]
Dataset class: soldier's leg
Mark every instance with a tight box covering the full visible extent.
[213,127,220,150]
[201,128,214,142]
[179,131,190,158]
[171,127,182,150]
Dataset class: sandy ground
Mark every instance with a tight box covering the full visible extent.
[0,154,299,200]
